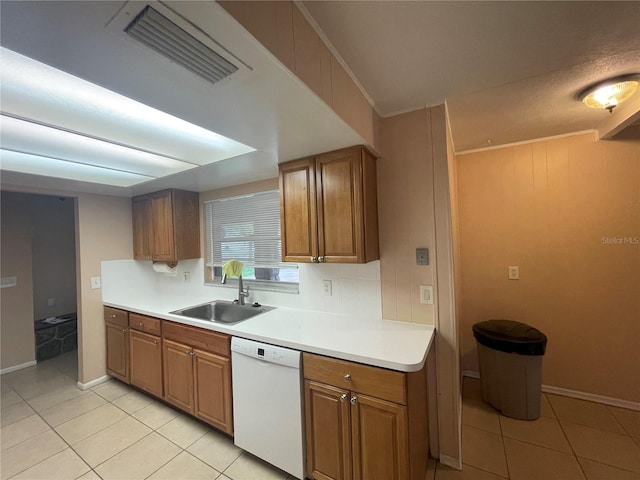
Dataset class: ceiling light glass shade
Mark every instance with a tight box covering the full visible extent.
[0,47,255,165]
[1,115,197,177]
[581,79,639,112]
[0,150,153,187]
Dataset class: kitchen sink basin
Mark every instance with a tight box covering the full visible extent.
[170,300,275,324]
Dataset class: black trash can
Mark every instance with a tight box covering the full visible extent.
[473,320,547,420]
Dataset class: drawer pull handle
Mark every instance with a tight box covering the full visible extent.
[350,396,358,405]
[344,374,351,382]
[340,394,347,402]
[110,314,116,318]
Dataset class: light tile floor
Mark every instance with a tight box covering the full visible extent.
[2,353,640,480]
[428,377,640,480]
[1,352,294,480]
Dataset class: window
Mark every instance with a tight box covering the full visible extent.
[204,190,298,292]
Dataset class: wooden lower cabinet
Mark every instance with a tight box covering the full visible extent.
[129,329,163,398]
[105,307,130,383]
[163,339,194,412]
[303,353,428,480]
[351,394,409,480]
[305,381,352,480]
[162,335,233,434]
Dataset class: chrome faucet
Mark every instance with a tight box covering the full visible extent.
[237,276,249,305]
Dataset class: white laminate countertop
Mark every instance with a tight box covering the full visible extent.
[104,295,435,372]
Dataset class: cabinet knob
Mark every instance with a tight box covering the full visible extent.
[153,339,158,345]
[122,329,127,333]
[139,322,144,327]
[350,396,358,405]
[340,394,347,402]
[318,256,325,263]
[110,314,116,318]
[344,374,351,382]
[310,256,317,263]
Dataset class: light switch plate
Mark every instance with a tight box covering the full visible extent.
[90,276,101,289]
[0,276,17,288]
[416,248,429,266]
[420,285,434,305]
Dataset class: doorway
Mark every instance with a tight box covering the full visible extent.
[0,191,78,380]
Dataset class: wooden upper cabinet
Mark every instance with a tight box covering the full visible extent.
[279,157,318,262]
[279,146,379,264]
[131,189,200,263]
[132,197,152,260]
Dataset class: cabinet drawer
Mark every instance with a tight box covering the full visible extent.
[104,307,128,327]
[163,321,230,357]
[129,313,162,336]
[303,353,406,405]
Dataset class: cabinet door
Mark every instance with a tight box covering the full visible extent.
[132,197,152,260]
[279,157,318,262]
[105,322,129,383]
[193,349,233,434]
[304,380,352,480]
[316,148,364,263]
[351,394,409,480]
[129,330,163,398]
[162,339,194,413]
[150,191,175,262]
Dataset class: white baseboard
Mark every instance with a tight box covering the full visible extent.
[462,370,640,411]
[77,375,110,390]
[1,360,37,375]
[439,454,462,471]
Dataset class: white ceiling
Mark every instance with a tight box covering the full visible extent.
[0,1,363,196]
[1,1,638,197]
[302,1,640,151]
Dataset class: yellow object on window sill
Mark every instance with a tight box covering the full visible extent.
[222,259,244,278]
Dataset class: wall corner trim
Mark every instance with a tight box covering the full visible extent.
[77,375,111,391]
[439,454,462,471]
[0,360,37,375]
[462,371,640,412]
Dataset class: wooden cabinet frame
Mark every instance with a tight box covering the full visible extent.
[132,189,200,263]
[279,146,379,264]
[303,353,428,480]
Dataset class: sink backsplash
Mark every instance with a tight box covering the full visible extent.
[102,258,382,321]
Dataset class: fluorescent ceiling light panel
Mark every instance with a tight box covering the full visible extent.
[0,150,153,187]
[0,47,255,168]
[1,115,197,177]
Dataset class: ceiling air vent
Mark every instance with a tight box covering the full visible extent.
[125,5,239,85]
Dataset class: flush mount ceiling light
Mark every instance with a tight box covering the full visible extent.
[579,75,640,113]
[0,47,255,187]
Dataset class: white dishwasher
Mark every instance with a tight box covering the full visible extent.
[231,337,304,479]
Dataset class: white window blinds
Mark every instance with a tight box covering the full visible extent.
[205,190,292,269]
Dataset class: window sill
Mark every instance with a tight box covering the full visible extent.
[204,280,299,294]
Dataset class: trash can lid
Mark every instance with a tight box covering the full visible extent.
[473,320,547,355]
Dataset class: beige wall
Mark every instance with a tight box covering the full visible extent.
[378,108,438,324]
[75,193,132,383]
[379,105,462,465]
[457,132,640,403]
[218,0,376,148]
[1,192,36,370]
[0,186,132,383]
[29,195,77,319]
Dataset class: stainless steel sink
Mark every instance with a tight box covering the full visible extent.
[170,300,275,324]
